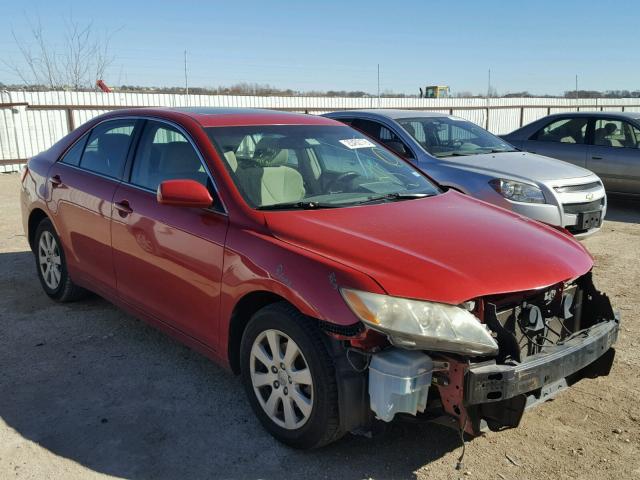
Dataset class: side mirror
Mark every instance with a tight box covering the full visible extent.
[157,179,213,208]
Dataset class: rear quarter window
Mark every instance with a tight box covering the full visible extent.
[59,134,89,166]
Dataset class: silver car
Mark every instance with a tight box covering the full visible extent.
[502,111,640,195]
[324,110,606,238]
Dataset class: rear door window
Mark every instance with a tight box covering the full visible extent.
[593,119,640,148]
[79,120,137,178]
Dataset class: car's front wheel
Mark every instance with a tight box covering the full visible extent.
[33,218,86,302]
[240,302,343,449]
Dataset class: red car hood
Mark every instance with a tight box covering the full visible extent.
[264,191,593,304]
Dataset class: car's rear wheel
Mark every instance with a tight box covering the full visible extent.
[34,218,86,302]
[240,302,343,449]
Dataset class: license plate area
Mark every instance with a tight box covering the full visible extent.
[577,210,602,230]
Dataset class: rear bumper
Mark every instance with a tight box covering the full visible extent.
[465,317,619,406]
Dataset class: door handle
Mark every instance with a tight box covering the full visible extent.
[591,156,603,160]
[114,200,133,217]
[50,175,63,187]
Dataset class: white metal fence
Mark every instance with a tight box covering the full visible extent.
[2,90,640,172]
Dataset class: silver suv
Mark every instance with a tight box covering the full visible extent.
[324,110,607,238]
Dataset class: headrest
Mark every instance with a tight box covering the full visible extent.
[254,137,289,166]
[604,123,617,135]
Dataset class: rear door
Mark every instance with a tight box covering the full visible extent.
[110,120,228,345]
[521,116,589,167]
[47,119,139,296]
[587,118,640,194]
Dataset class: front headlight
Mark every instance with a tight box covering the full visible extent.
[341,288,498,356]
[489,178,546,204]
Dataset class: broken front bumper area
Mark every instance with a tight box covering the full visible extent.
[464,315,619,433]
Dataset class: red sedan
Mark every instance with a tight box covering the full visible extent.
[20,108,618,448]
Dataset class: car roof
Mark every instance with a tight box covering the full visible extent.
[328,109,450,120]
[330,109,640,123]
[103,107,340,127]
[540,110,640,121]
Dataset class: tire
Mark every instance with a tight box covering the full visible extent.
[240,302,344,449]
[33,218,87,302]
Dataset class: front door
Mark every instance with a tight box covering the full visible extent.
[110,120,228,346]
[522,116,589,167]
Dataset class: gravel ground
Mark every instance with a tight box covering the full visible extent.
[0,171,639,480]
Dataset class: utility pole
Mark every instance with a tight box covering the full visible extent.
[184,50,189,106]
[377,64,380,107]
[486,68,492,130]
[575,74,578,103]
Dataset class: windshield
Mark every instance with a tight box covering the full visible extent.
[206,125,439,209]
[397,116,517,158]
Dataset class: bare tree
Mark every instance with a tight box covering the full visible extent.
[5,14,116,89]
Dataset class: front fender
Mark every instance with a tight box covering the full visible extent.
[218,224,384,359]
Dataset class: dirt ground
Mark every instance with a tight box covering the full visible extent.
[0,171,639,480]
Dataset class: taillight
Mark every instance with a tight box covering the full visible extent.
[20,164,29,183]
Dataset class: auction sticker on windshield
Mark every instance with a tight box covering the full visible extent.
[339,138,376,149]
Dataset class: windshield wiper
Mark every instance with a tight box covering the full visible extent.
[256,201,340,211]
[441,149,515,157]
[354,192,434,205]
[486,148,517,153]
[436,152,475,157]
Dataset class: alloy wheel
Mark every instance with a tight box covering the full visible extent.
[249,329,314,429]
[38,231,62,290]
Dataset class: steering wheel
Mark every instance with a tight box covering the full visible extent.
[327,171,360,190]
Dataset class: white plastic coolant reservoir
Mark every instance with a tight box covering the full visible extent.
[368,349,433,422]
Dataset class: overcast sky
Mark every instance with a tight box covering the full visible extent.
[0,0,637,95]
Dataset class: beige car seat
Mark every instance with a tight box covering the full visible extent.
[238,137,305,206]
[224,150,238,172]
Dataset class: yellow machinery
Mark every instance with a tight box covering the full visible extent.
[424,85,450,98]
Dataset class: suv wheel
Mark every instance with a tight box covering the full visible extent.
[240,302,343,449]
[34,218,86,302]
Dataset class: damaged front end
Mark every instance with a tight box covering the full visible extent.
[337,271,619,436]
[462,271,618,434]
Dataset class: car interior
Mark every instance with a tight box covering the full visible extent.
[534,118,588,144]
[133,140,209,190]
[593,120,639,148]
[534,117,640,148]
[225,136,307,206]
[397,118,513,156]
[82,132,131,176]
